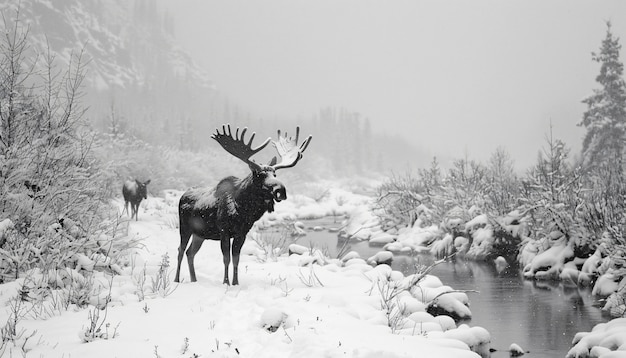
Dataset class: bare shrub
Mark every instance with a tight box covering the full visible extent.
[79,278,120,343]
[150,253,178,297]
[252,221,296,262]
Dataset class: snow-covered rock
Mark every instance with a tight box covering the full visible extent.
[340,251,361,262]
[428,292,472,320]
[567,318,626,358]
[260,308,288,332]
[369,232,396,245]
[431,324,491,357]
[366,251,394,266]
[288,244,309,255]
[494,256,509,274]
[523,242,574,280]
[384,241,411,253]
[397,224,441,251]
[593,272,620,297]
[579,248,606,286]
[409,282,472,320]
[509,343,525,356]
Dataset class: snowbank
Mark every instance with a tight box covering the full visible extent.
[522,241,574,280]
[567,318,626,358]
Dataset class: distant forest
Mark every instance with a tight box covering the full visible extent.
[102,94,425,177]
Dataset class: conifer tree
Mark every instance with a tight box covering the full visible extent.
[579,22,626,170]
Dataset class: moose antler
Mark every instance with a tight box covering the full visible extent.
[212,124,271,169]
[271,127,312,170]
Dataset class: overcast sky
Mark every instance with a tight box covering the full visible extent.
[164,0,626,169]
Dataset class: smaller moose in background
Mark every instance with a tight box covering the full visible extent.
[122,179,151,221]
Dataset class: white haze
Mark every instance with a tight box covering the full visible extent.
[163,0,626,169]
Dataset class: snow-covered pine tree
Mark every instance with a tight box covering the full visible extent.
[577,22,626,254]
[579,21,626,170]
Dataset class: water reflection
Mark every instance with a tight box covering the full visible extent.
[291,218,610,358]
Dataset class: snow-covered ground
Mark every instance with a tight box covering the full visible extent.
[4,181,625,357]
[0,184,494,358]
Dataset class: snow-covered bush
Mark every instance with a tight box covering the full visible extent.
[490,211,526,260]
[440,158,490,215]
[365,261,474,335]
[375,135,607,287]
[484,146,519,216]
[0,18,137,283]
[376,171,430,229]
[250,219,300,262]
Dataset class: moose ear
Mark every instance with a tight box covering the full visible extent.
[247,160,263,172]
[145,179,151,185]
[268,156,278,166]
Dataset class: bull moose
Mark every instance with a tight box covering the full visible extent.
[175,124,312,285]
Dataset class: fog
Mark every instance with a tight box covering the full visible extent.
[162,0,626,169]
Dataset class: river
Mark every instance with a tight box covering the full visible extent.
[294,217,611,358]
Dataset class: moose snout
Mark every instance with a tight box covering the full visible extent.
[272,185,287,202]
[264,176,287,202]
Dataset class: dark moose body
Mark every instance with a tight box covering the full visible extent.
[122,179,151,221]
[175,124,311,285]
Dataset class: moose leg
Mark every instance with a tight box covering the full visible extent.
[175,226,193,283]
[186,235,205,282]
[231,237,245,285]
[133,203,139,221]
[220,236,232,285]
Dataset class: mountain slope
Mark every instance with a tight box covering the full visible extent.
[0,0,212,92]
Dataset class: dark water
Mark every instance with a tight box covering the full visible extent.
[395,256,609,358]
[295,218,611,358]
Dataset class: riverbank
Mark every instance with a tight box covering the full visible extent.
[263,181,624,357]
[337,190,626,322]
[285,216,611,357]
